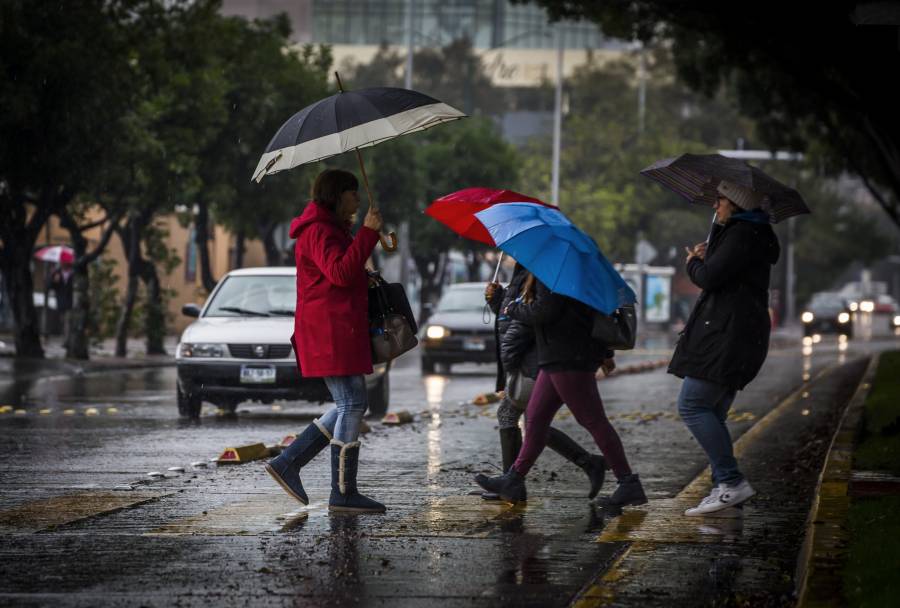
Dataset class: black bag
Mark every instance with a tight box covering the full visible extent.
[591,304,637,351]
[368,273,419,364]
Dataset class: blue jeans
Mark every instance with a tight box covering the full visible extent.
[677,376,742,486]
[318,375,368,443]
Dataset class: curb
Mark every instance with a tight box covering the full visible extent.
[795,353,880,607]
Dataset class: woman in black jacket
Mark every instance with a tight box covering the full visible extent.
[475,277,646,506]
[669,180,780,516]
[484,264,606,499]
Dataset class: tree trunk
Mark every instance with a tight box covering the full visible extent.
[114,219,142,358]
[194,200,217,293]
[233,230,245,269]
[257,219,282,266]
[141,263,166,355]
[66,266,91,359]
[413,252,448,326]
[5,241,45,358]
[465,250,482,282]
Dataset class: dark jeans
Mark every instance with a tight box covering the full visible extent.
[512,369,632,479]
[677,376,742,486]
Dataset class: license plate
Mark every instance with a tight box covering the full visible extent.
[240,365,276,384]
[463,338,486,351]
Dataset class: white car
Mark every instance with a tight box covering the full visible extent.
[175,267,390,418]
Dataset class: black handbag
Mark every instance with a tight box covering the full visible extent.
[591,304,637,351]
[368,273,419,363]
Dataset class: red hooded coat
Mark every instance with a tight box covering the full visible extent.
[289,201,380,377]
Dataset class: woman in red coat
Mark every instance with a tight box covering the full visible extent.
[266,169,386,513]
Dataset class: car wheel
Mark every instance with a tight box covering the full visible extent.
[367,366,391,417]
[177,385,202,418]
[421,357,435,374]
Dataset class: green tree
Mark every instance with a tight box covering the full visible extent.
[0,0,136,357]
[196,15,332,282]
[524,0,900,228]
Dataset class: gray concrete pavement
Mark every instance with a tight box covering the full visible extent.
[1,334,896,606]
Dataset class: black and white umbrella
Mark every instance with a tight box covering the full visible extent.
[252,84,466,183]
[640,153,811,223]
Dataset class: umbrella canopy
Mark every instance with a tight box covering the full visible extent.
[640,153,811,223]
[474,203,636,315]
[425,187,555,246]
[34,245,74,264]
[252,87,466,183]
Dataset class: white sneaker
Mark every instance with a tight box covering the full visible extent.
[684,485,722,516]
[684,480,755,516]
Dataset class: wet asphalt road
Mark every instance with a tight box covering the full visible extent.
[0,335,897,606]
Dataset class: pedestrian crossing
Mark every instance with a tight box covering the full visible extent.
[0,491,169,533]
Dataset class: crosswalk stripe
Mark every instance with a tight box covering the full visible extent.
[146,494,316,536]
[0,491,169,533]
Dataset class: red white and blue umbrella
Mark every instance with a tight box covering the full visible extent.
[33,245,74,264]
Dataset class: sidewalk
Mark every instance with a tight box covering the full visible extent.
[0,335,177,387]
[797,350,900,607]
[571,355,871,607]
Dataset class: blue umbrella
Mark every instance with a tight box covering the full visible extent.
[474,203,636,314]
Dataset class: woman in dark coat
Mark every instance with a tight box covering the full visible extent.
[484,264,607,500]
[475,277,646,507]
[669,180,780,516]
[266,169,387,513]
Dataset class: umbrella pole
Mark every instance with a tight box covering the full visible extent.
[334,71,398,253]
[491,251,504,283]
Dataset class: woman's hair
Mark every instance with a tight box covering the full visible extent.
[521,272,536,304]
[312,169,358,212]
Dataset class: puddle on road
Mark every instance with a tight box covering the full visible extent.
[0,491,169,533]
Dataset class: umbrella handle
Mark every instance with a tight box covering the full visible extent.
[380,232,398,252]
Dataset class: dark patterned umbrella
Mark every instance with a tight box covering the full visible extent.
[252,84,465,183]
[640,153,811,223]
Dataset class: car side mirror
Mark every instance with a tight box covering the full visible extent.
[182,303,201,318]
[422,302,435,314]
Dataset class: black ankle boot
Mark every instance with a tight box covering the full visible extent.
[474,468,527,503]
[546,427,607,499]
[596,473,647,507]
[482,427,524,501]
[328,441,386,513]
[265,419,330,504]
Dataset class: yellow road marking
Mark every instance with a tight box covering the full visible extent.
[0,491,169,533]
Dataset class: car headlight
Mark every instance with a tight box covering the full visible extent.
[426,325,448,339]
[177,343,226,358]
[801,311,814,323]
[838,312,850,324]
[860,301,875,312]
[894,315,900,327]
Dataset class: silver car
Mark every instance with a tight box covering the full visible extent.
[175,267,390,418]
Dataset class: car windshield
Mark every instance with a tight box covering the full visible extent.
[205,275,295,317]
[809,293,845,313]
[436,286,485,312]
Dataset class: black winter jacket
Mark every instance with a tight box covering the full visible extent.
[506,279,609,373]
[488,265,539,380]
[668,215,780,390]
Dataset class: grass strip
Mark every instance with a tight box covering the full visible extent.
[853,350,900,474]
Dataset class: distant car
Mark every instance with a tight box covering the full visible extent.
[175,267,390,418]
[420,282,496,373]
[801,292,853,337]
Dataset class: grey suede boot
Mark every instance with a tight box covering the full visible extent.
[546,427,607,499]
[328,440,386,513]
[265,418,331,504]
[596,473,648,507]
